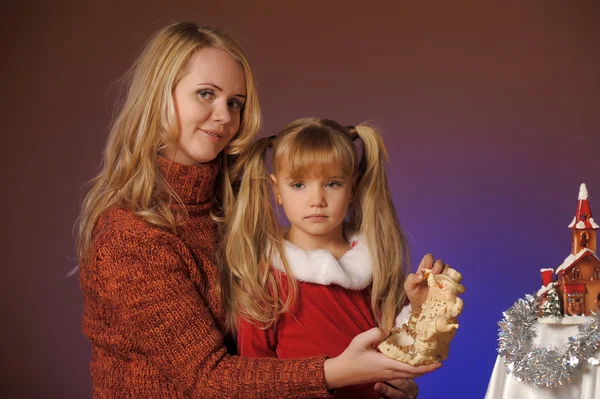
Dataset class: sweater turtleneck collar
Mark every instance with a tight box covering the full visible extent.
[157,156,219,207]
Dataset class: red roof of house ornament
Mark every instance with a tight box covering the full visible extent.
[568,183,599,230]
[563,283,587,294]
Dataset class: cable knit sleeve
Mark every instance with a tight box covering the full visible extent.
[82,222,332,398]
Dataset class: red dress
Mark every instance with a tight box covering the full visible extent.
[238,237,381,399]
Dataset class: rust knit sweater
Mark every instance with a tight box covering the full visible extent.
[80,157,332,398]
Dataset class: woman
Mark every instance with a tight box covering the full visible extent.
[77,21,437,398]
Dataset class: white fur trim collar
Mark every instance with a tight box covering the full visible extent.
[271,234,373,290]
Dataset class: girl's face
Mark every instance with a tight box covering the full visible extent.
[166,48,246,165]
[271,160,354,245]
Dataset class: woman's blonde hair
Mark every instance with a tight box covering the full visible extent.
[76,22,260,264]
[225,117,409,331]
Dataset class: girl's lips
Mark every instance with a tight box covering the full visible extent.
[305,215,328,222]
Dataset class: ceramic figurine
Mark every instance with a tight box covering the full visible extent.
[378,267,465,365]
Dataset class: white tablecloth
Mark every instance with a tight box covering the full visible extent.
[485,322,600,399]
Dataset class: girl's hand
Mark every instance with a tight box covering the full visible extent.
[404,254,448,309]
[323,328,441,389]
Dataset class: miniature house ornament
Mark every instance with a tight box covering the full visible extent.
[538,183,600,323]
[493,183,600,390]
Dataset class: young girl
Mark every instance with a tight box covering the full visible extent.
[78,22,437,398]
[226,118,442,398]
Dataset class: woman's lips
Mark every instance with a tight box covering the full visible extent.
[200,129,223,143]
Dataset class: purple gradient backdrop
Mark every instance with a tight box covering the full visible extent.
[3,1,599,398]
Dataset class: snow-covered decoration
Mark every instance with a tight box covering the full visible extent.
[579,183,589,200]
[538,315,562,324]
[537,184,600,322]
[540,285,562,319]
[555,248,599,274]
[540,268,553,287]
[574,218,600,229]
[550,314,594,325]
[537,281,555,297]
[568,183,599,230]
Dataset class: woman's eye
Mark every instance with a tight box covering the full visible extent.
[228,99,244,110]
[198,90,215,100]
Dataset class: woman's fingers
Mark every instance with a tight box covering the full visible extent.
[374,378,419,399]
[374,382,408,399]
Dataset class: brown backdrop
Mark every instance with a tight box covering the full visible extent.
[3,1,599,398]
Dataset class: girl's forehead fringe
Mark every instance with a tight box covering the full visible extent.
[286,162,349,180]
[275,150,356,179]
[272,124,357,177]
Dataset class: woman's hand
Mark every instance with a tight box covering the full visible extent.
[404,254,448,309]
[374,378,418,398]
[323,328,440,389]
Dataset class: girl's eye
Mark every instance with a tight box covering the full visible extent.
[326,181,342,188]
[291,183,305,189]
[198,90,215,100]
[228,99,244,110]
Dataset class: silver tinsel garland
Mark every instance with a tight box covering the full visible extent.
[497,293,600,388]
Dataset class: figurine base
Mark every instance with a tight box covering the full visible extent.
[378,327,444,365]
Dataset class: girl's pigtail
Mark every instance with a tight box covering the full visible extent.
[353,124,409,330]
[224,136,295,331]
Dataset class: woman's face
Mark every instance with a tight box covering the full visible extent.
[167,48,246,165]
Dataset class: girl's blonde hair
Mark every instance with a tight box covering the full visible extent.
[76,22,261,265]
[225,117,409,331]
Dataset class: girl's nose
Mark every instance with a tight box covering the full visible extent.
[310,187,326,207]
